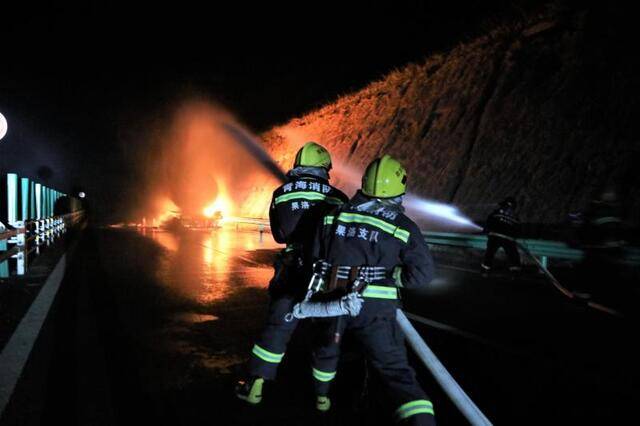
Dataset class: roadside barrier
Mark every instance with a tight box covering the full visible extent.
[1,172,83,278]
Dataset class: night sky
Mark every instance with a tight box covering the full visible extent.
[0,1,552,220]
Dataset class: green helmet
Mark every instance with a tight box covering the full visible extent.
[361,155,407,198]
[293,142,332,170]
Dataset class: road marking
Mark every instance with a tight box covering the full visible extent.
[0,254,67,416]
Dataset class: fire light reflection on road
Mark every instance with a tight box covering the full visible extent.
[145,227,280,306]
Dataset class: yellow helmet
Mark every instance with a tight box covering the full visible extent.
[293,142,332,170]
[361,155,407,198]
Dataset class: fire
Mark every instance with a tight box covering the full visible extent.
[155,198,180,225]
[203,195,232,219]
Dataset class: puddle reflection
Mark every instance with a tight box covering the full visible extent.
[145,227,280,306]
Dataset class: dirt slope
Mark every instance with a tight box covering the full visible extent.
[254,8,639,225]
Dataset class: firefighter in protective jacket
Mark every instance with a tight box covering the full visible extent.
[481,197,522,272]
[310,155,436,425]
[235,142,348,409]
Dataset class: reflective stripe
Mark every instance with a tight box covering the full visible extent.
[395,400,434,421]
[251,344,284,364]
[361,285,398,299]
[324,215,335,225]
[592,216,622,226]
[336,212,410,243]
[275,191,343,205]
[312,367,336,382]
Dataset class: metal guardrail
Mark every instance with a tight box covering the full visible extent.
[234,221,639,266]
[1,172,84,278]
[424,231,640,267]
[0,212,84,278]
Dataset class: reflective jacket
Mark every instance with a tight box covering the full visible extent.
[312,192,434,292]
[269,172,348,253]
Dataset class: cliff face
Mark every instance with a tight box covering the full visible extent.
[255,9,639,225]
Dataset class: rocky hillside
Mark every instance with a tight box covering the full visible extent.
[254,7,639,225]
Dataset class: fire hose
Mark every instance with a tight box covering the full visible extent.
[287,292,364,320]
[516,241,623,317]
[284,263,493,425]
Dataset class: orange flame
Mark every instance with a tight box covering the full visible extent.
[203,194,232,219]
[155,197,180,225]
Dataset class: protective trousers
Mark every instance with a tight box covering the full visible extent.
[312,304,436,425]
[483,235,521,267]
[248,295,299,379]
[248,295,341,386]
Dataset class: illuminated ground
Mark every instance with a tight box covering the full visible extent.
[1,226,638,425]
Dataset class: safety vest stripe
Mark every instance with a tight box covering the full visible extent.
[394,228,411,241]
[274,191,343,205]
[252,344,285,364]
[324,215,335,225]
[395,400,434,420]
[400,407,435,419]
[362,285,398,299]
[592,216,622,225]
[336,212,410,243]
[312,368,337,382]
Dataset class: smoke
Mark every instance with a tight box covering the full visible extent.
[133,99,481,233]
[138,100,280,222]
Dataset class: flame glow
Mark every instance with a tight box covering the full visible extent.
[154,197,181,226]
[134,101,279,224]
[203,194,232,219]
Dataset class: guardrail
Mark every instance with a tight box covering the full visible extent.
[229,220,639,266]
[0,212,84,278]
[424,231,640,267]
[1,172,84,278]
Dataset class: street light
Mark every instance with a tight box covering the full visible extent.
[0,112,7,141]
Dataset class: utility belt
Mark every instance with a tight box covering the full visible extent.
[285,261,398,322]
[311,261,398,300]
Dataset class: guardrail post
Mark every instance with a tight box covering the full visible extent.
[20,178,29,221]
[0,237,8,278]
[34,220,40,254]
[35,183,42,220]
[7,173,18,226]
[35,182,42,252]
[15,221,25,275]
[29,180,36,219]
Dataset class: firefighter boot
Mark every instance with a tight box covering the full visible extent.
[235,377,264,404]
[316,395,331,412]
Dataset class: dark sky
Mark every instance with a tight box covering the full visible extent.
[0,1,551,219]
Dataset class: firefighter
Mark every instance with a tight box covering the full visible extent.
[235,142,348,409]
[481,196,522,272]
[310,155,436,425]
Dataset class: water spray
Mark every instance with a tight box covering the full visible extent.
[404,195,483,231]
[222,122,287,183]
[334,162,481,231]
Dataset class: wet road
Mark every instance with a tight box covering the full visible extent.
[2,226,638,425]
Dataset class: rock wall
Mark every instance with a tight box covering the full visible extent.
[254,9,640,225]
